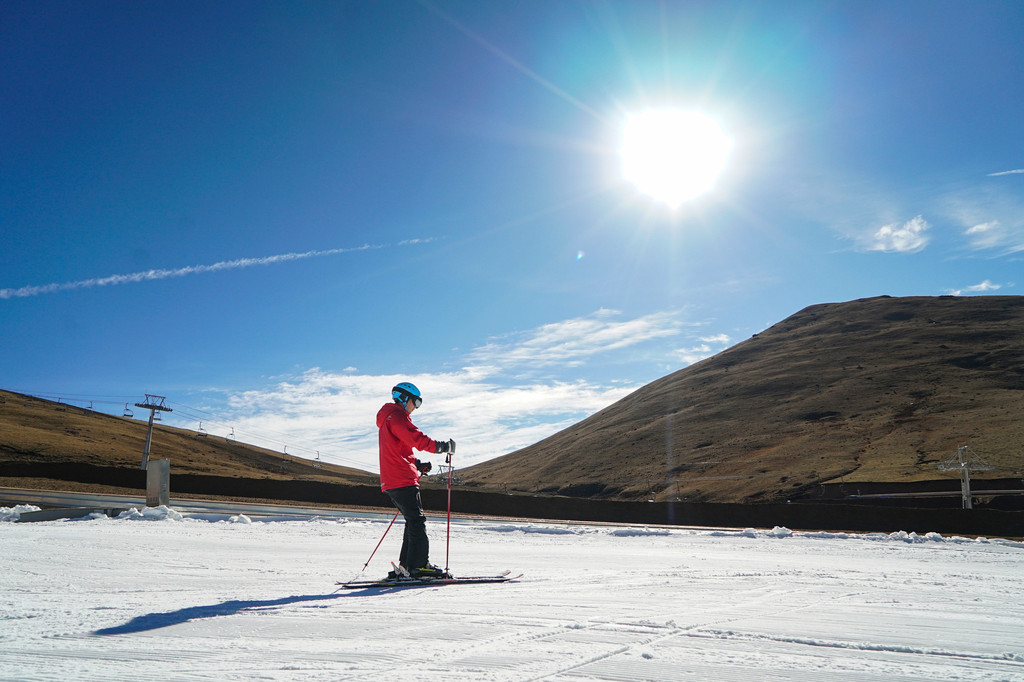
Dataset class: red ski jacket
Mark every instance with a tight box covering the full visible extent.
[377,402,438,491]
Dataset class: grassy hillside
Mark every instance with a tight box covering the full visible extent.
[459,296,1024,502]
[4,296,1023,506]
[0,389,377,494]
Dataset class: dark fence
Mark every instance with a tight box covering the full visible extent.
[3,461,1021,538]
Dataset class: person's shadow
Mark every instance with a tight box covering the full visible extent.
[92,586,409,636]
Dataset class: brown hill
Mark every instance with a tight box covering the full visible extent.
[459,296,1024,503]
[3,296,1023,509]
[0,389,377,495]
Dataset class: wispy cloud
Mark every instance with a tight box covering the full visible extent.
[944,280,1006,296]
[169,308,727,473]
[674,334,733,365]
[941,186,1024,255]
[188,362,637,472]
[224,368,525,464]
[0,244,387,300]
[866,215,930,253]
[466,309,684,370]
[964,221,1005,250]
[987,169,1024,177]
[960,219,1024,255]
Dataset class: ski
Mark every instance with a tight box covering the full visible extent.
[338,570,520,589]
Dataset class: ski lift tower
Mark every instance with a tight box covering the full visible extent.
[135,394,172,470]
[437,463,462,486]
[938,445,994,510]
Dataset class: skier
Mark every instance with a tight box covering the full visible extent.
[377,382,455,579]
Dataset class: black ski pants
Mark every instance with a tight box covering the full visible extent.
[386,485,429,570]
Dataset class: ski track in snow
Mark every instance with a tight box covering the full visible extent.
[2,505,1023,681]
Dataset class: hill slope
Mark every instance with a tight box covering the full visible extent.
[459,296,1024,502]
[0,390,377,493]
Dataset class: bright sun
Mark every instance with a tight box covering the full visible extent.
[621,110,732,208]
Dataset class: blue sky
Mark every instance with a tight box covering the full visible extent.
[2,1,1022,472]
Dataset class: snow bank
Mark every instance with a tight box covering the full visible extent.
[0,504,41,522]
[114,505,184,521]
[7,502,1021,551]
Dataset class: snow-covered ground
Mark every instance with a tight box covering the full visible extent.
[2,504,1023,681]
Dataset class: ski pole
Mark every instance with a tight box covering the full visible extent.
[350,511,398,583]
[445,448,453,573]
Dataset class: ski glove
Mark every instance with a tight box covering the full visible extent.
[415,458,432,474]
[434,439,456,454]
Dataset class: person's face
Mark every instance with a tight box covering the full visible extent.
[405,398,418,414]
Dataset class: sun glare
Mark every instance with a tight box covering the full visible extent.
[621,110,732,208]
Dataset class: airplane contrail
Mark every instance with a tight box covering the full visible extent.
[0,244,382,300]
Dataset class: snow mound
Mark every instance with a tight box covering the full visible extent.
[608,527,674,537]
[0,504,41,522]
[115,505,184,521]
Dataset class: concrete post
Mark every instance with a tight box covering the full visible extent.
[146,459,170,507]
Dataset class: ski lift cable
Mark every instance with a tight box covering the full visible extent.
[166,399,374,453]
[6,389,137,405]
[162,400,376,470]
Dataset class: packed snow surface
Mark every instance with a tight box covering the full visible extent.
[2,505,1023,681]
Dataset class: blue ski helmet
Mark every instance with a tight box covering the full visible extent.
[392,382,422,408]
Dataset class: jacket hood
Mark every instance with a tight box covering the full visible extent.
[376,401,405,428]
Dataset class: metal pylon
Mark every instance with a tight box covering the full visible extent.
[134,395,173,470]
[938,445,994,509]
